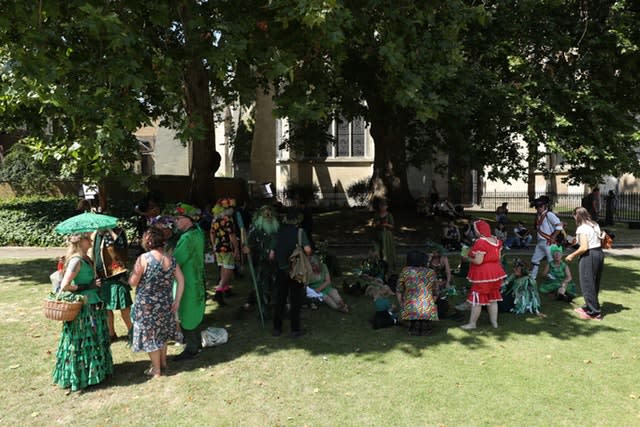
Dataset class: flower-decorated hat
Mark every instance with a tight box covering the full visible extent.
[172,203,201,221]
[149,215,175,229]
[211,197,236,217]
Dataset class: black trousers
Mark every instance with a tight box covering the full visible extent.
[182,325,202,355]
[579,248,604,315]
[273,269,303,333]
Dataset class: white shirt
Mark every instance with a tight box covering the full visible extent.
[536,210,563,240]
[576,222,602,249]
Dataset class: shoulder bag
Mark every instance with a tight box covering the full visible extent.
[289,228,313,284]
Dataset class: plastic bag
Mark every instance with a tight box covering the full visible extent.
[201,327,228,348]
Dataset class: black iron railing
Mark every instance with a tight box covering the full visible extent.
[480,191,640,222]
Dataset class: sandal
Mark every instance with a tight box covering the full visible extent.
[144,366,161,377]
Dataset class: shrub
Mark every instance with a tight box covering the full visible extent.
[0,197,137,247]
[0,142,61,195]
[346,178,371,207]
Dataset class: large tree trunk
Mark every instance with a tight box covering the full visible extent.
[368,103,413,208]
[250,86,277,185]
[183,60,219,208]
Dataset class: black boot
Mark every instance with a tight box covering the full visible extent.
[214,291,227,306]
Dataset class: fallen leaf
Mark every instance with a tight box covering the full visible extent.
[9,364,20,369]
[583,360,592,364]
[630,394,637,399]
[31,412,39,417]
[479,360,486,365]
[313,388,319,393]
[545,355,552,359]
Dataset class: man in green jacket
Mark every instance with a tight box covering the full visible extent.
[172,203,206,360]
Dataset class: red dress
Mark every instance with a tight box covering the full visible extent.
[466,237,506,305]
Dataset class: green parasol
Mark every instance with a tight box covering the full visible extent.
[55,212,119,234]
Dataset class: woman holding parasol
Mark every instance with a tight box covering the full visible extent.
[52,212,118,391]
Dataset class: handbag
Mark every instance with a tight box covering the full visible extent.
[600,230,613,249]
[289,228,313,284]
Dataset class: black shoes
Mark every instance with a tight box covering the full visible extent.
[213,292,227,306]
[173,350,199,361]
[289,329,306,338]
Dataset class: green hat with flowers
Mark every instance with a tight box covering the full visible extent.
[172,203,201,221]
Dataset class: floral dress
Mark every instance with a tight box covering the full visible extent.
[52,256,113,391]
[211,215,235,253]
[131,253,179,353]
[396,266,438,321]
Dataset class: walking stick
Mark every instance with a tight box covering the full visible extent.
[236,212,265,327]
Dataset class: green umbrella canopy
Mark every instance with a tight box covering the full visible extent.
[55,212,119,235]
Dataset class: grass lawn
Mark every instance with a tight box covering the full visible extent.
[2,250,640,427]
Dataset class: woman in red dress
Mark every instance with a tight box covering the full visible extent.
[461,220,507,330]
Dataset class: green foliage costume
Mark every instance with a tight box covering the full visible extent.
[52,257,113,391]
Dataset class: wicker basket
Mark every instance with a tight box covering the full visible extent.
[43,299,84,321]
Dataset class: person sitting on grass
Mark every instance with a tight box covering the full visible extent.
[539,244,576,302]
[513,222,532,248]
[502,258,545,317]
[366,284,398,329]
[307,255,349,313]
[442,221,462,251]
[495,222,518,250]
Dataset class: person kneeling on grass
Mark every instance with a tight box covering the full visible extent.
[396,250,438,336]
[539,245,576,302]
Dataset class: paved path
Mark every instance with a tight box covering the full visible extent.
[1,245,638,260]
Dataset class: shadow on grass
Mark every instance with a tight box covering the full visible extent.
[0,258,56,287]
[2,252,638,385]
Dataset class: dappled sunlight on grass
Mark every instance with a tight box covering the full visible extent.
[1,244,640,424]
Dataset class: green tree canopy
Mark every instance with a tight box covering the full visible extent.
[1,1,639,208]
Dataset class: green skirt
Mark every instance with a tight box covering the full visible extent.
[101,277,133,310]
[52,303,113,391]
[539,278,577,297]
